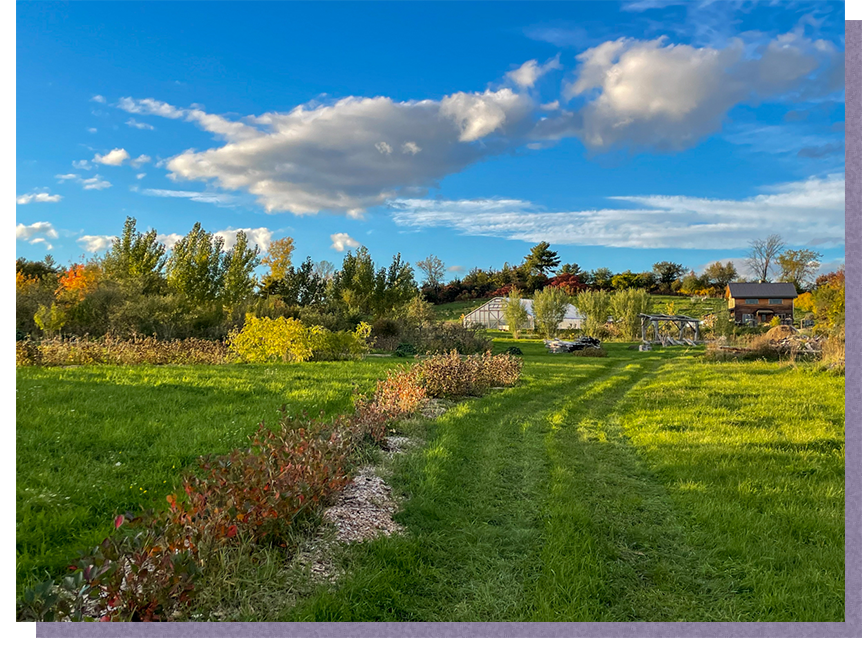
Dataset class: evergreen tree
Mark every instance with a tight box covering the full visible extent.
[524,242,561,275]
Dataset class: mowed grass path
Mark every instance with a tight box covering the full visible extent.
[17,343,845,620]
[281,341,844,622]
[16,359,404,592]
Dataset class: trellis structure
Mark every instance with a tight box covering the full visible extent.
[639,313,701,346]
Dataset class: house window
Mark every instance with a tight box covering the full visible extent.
[769,298,783,304]
[745,298,758,304]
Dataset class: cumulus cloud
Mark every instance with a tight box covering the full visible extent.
[447,265,465,273]
[330,232,361,252]
[506,54,562,88]
[439,88,532,142]
[16,221,59,242]
[549,32,844,151]
[91,95,106,103]
[93,148,130,166]
[136,173,147,179]
[87,127,98,134]
[17,193,62,204]
[139,92,534,217]
[131,154,152,167]
[126,118,155,130]
[72,160,92,170]
[78,235,117,253]
[108,35,841,218]
[214,226,273,252]
[156,233,183,249]
[390,174,844,250]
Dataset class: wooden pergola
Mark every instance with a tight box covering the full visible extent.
[639,313,701,346]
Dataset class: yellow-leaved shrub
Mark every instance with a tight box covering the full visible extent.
[227,314,324,363]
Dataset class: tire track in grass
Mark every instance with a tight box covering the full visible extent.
[522,354,734,621]
[283,357,639,622]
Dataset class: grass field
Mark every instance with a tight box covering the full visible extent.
[15,359,404,594]
[16,341,845,620]
[432,298,488,321]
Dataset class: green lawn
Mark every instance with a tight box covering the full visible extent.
[15,358,404,594]
[432,298,488,321]
[16,343,845,621]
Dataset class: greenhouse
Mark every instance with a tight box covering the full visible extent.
[462,297,585,330]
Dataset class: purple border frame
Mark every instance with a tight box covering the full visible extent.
[34,18,863,642]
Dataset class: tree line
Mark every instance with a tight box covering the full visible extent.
[15,216,832,341]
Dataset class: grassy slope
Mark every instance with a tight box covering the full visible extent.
[280,341,844,622]
[15,359,404,592]
[432,299,488,321]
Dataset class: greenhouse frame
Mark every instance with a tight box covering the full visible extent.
[462,297,586,330]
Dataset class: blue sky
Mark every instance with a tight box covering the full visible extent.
[15,0,846,280]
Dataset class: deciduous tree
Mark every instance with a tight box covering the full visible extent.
[503,289,529,339]
[746,234,784,282]
[166,223,225,303]
[777,248,822,291]
[532,285,570,338]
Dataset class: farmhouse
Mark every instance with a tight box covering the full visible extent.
[462,297,585,330]
[725,282,798,324]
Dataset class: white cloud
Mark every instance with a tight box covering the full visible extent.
[131,154,151,167]
[82,176,112,190]
[140,188,236,205]
[55,174,111,190]
[93,148,130,166]
[91,95,106,103]
[126,118,155,130]
[214,227,273,252]
[87,127,97,134]
[78,235,117,253]
[390,174,844,250]
[117,97,185,119]
[107,36,840,219]
[17,192,62,204]
[156,233,183,249]
[136,173,147,179]
[447,265,465,273]
[550,32,843,151]
[16,221,59,242]
[439,88,532,142]
[506,54,562,88]
[154,93,533,217]
[72,160,92,170]
[330,232,361,252]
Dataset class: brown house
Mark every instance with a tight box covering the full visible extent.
[725,282,798,324]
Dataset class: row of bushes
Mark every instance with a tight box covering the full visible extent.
[16,336,231,367]
[15,316,372,367]
[371,318,492,355]
[16,315,498,368]
[17,350,523,621]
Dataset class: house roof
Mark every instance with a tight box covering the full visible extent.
[727,282,798,298]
